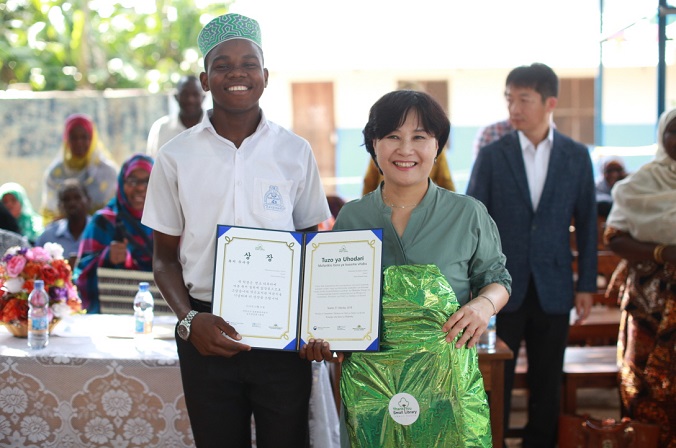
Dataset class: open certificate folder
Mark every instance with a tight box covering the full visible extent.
[212,225,383,352]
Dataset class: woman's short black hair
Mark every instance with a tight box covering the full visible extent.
[363,90,450,164]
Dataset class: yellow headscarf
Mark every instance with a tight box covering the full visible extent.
[63,113,98,171]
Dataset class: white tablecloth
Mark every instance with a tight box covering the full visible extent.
[0,314,339,448]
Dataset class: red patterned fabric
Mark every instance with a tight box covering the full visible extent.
[607,243,676,448]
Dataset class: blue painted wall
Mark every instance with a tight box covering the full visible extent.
[447,127,480,194]
[603,124,655,147]
[335,129,370,201]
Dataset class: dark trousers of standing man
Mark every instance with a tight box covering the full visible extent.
[177,299,312,448]
[497,278,570,448]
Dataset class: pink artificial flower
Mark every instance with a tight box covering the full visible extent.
[67,285,79,300]
[26,247,52,263]
[6,255,27,278]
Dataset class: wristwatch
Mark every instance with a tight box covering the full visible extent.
[177,310,199,341]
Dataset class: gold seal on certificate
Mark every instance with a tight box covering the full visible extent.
[212,226,383,352]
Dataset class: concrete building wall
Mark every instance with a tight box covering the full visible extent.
[0,90,168,210]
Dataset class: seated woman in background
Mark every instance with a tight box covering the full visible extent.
[595,156,627,218]
[75,154,154,313]
[36,178,91,267]
[0,202,29,254]
[42,113,118,224]
[604,107,676,447]
[0,202,20,235]
[0,182,43,244]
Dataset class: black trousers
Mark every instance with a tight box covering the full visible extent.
[177,299,312,448]
[497,278,570,448]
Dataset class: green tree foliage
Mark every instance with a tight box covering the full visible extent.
[0,0,232,91]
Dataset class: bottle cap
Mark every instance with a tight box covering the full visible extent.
[139,282,150,291]
[34,280,45,288]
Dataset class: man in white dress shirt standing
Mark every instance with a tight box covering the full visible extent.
[467,63,596,447]
[146,75,205,158]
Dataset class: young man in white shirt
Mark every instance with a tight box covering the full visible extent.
[142,13,330,448]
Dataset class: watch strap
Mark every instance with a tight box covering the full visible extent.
[181,310,198,327]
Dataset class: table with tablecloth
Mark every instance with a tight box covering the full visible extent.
[0,314,339,448]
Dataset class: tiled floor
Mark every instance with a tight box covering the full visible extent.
[504,387,621,447]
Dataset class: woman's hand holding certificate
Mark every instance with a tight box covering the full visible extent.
[299,339,345,363]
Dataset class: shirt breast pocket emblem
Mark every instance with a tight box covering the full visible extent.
[263,185,285,212]
[254,178,293,223]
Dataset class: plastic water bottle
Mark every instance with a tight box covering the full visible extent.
[28,280,49,349]
[477,315,496,350]
[133,282,154,353]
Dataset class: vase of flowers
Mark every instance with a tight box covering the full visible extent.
[0,243,82,337]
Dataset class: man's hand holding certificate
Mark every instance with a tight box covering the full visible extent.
[212,226,383,352]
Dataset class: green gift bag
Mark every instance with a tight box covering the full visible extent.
[340,264,492,447]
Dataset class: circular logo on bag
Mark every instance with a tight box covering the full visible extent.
[388,393,420,425]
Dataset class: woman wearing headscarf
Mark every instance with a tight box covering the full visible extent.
[604,107,676,447]
[75,154,154,313]
[42,113,118,224]
[595,156,627,218]
[0,182,43,243]
[0,202,20,234]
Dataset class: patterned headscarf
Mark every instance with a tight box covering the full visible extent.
[607,107,676,245]
[116,154,154,220]
[75,154,154,312]
[63,114,99,171]
[197,13,262,58]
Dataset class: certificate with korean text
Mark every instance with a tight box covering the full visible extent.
[212,226,382,352]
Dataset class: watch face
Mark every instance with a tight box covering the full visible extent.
[178,324,189,340]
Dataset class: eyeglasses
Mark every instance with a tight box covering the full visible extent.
[124,177,149,187]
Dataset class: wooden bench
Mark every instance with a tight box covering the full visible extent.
[562,346,619,414]
[568,305,621,346]
[571,250,622,300]
[509,345,619,436]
